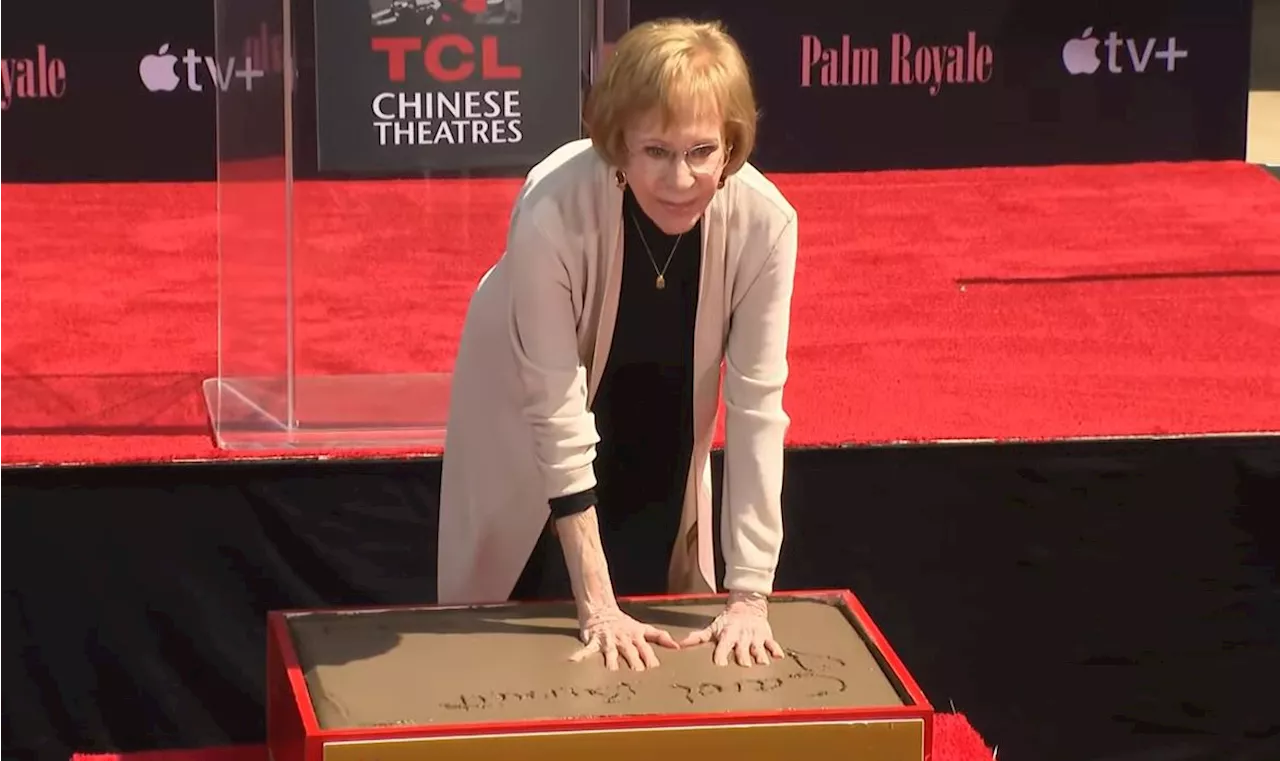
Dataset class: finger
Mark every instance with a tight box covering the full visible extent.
[735,637,753,667]
[646,627,681,649]
[712,630,736,666]
[619,639,644,671]
[604,636,620,671]
[569,639,601,662]
[678,627,713,647]
[766,639,787,660]
[750,641,771,666]
[638,639,662,670]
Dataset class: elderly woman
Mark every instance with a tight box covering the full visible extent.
[438,17,797,672]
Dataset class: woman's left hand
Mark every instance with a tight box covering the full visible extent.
[679,591,786,667]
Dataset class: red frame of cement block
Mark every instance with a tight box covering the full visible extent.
[266,589,935,761]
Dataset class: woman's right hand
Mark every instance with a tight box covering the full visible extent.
[570,606,680,671]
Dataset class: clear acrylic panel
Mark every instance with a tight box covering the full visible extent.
[204,0,293,448]
[596,0,631,74]
[205,0,625,450]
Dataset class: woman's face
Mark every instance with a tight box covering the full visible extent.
[621,108,727,235]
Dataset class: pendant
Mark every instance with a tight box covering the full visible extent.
[655,274,666,290]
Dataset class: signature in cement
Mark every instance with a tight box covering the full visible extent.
[440,682,638,712]
[438,650,848,712]
[668,649,849,705]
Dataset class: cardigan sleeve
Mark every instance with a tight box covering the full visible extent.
[720,214,798,595]
[505,207,600,502]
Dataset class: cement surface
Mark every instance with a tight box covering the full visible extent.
[287,598,906,729]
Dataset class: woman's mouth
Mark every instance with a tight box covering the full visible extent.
[658,198,698,214]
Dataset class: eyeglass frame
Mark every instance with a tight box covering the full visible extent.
[624,140,733,177]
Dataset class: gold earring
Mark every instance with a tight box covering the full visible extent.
[717,175,726,189]
[615,169,627,188]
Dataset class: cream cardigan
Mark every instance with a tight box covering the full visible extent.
[437,139,797,606]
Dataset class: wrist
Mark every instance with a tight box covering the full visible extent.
[726,590,769,614]
[575,590,619,620]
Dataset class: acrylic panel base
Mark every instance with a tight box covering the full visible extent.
[266,590,935,761]
[201,372,450,450]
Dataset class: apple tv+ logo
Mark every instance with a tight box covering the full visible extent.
[1061,27,1188,75]
[138,43,265,93]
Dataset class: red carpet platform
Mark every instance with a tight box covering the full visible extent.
[4,160,1279,466]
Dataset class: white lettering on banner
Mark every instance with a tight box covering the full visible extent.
[139,43,265,93]
[2,44,67,111]
[800,31,994,96]
[1062,28,1188,75]
[371,89,523,146]
[1106,33,1188,73]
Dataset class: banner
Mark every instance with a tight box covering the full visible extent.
[629,0,1252,172]
[311,0,587,174]
[2,1,217,182]
[0,0,1254,182]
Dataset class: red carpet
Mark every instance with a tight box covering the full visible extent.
[67,713,995,761]
[4,160,1280,465]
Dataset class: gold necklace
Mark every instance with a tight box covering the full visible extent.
[628,210,682,290]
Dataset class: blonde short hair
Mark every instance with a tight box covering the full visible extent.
[584,18,758,177]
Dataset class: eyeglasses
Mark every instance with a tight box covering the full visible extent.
[629,142,728,176]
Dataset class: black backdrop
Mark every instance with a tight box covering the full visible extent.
[1,0,1254,182]
[5,438,1280,761]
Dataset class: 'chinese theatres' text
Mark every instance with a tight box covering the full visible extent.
[372,89,522,146]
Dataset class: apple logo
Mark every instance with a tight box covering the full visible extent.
[1062,27,1101,75]
[139,43,180,92]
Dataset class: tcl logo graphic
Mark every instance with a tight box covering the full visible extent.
[371,36,521,82]
[2,44,67,111]
[372,0,492,27]
[430,0,492,22]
